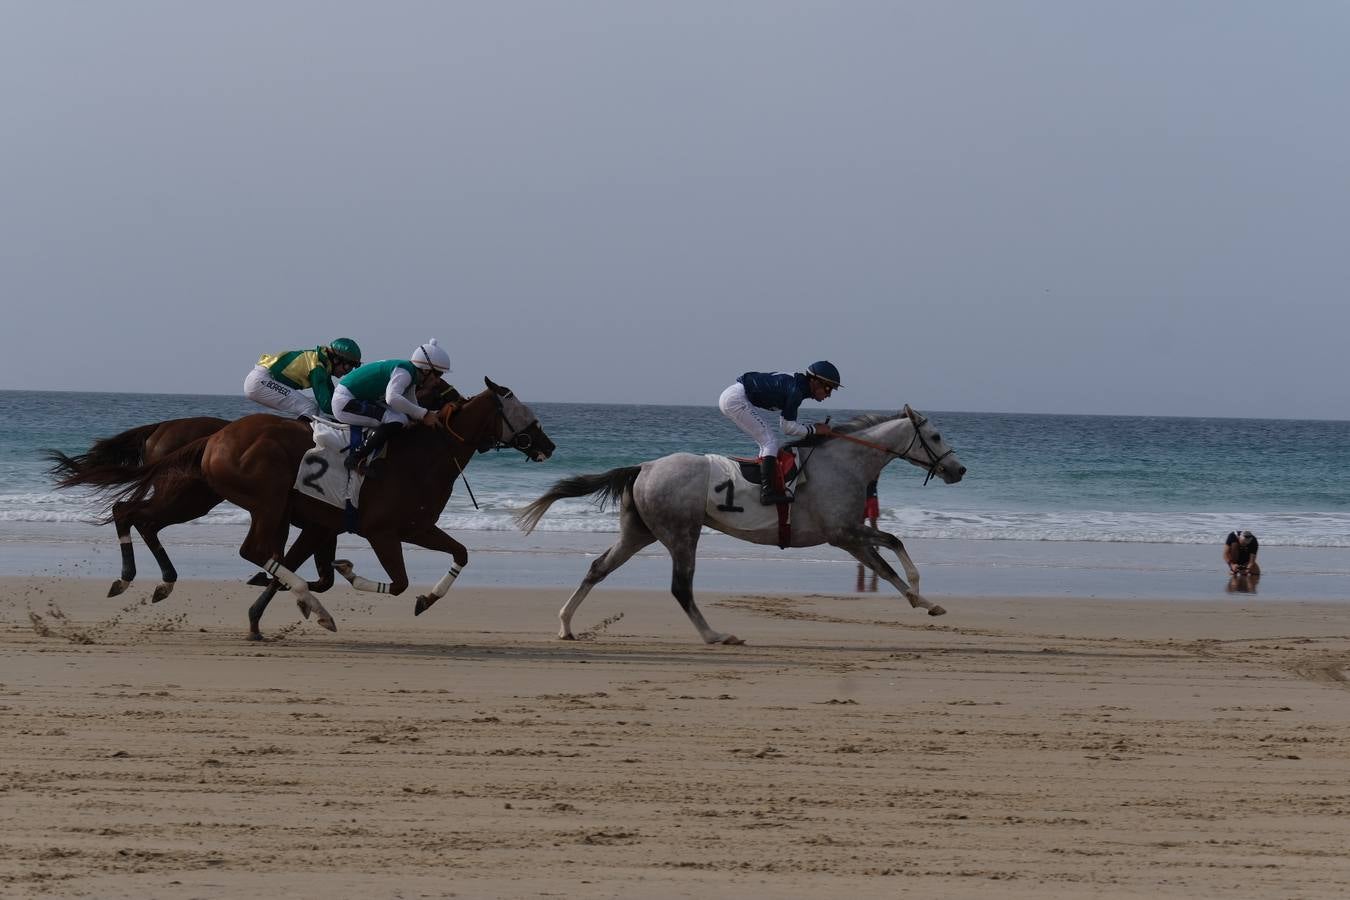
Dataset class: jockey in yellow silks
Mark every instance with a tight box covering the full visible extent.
[244,338,363,418]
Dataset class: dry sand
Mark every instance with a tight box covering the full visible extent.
[2,576,1350,898]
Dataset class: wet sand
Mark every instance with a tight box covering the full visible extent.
[3,576,1350,898]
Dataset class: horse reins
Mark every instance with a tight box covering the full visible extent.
[440,392,541,510]
[821,415,954,485]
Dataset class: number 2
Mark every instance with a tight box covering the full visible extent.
[301,453,328,494]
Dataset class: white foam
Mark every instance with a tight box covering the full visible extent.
[8,489,1350,548]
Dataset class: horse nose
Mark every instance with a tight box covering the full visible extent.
[957,465,967,478]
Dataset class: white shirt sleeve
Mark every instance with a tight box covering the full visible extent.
[779,416,812,437]
[384,367,428,419]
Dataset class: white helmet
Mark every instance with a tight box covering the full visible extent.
[410,338,451,373]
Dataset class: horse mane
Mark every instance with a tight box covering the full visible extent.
[791,411,903,448]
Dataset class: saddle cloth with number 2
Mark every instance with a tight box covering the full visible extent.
[293,420,368,509]
[703,451,806,533]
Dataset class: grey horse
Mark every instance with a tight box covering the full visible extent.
[515,405,965,644]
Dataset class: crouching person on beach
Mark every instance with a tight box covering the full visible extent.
[1224,530,1260,577]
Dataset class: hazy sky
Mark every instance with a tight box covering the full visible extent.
[3,2,1347,417]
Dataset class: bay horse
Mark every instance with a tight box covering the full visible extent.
[515,405,964,645]
[45,381,465,605]
[81,379,554,637]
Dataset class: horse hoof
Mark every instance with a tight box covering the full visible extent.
[152,583,174,603]
[246,632,264,642]
[723,635,745,645]
[559,633,576,641]
[107,580,129,598]
[334,560,353,578]
[414,595,437,616]
[295,598,312,620]
[317,615,337,633]
[246,572,271,587]
[928,605,947,617]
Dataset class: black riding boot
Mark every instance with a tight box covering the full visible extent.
[759,456,791,505]
[346,422,404,471]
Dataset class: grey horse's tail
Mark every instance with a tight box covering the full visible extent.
[514,466,642,534]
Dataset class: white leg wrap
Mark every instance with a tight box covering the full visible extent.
[350,574,390,594]
[265,559,309,593]
[431,564,463,598]
[119,535,132,545]
[334,561,389,593]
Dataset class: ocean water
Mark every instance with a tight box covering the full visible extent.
[4,389,1350,549]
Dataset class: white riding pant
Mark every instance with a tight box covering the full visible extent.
[244,365,319,417]
[719,382,780,457]
[331,384,411,428]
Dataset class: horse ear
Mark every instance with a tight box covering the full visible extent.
[902,404,915,419]
[484,376,498,391]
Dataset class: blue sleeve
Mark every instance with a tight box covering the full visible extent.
[779,379,805,421]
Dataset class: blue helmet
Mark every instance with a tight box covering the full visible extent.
[806,360,842,388]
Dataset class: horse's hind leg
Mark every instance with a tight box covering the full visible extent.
[663,531,742,646]
[137,522,179,603]
[107,501,138,598]
[107,501,179,603]
[558,512,655,639]
[135,480,224,603]
[248,529,334,641]
[241,510,336,633]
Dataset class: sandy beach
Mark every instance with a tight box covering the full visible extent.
[3,574,1350,899]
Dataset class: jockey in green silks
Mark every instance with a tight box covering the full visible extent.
[243,338,363,418]
[332,338,452,471]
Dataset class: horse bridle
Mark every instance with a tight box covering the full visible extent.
[488,391,540,453]
[823,411,954,485]
[440,391,541,511]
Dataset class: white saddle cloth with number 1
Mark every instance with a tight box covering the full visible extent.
[293,419,366,509]
[703,452,806,532]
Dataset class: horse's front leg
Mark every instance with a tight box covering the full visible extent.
[833,527,945,617]
[861,525,924,590]
[333,531,426,609]
[402,524,468,616]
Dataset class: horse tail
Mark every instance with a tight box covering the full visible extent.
[514,465,642,534]
[44,422,163,487]
[77,437,211,525]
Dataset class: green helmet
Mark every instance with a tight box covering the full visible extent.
[328,338,362,365]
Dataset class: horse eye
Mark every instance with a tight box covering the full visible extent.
[931,433,940,441]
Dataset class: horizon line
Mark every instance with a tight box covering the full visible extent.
[1,387,1346,424]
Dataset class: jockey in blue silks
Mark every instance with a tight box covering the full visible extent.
[718,361,841,504]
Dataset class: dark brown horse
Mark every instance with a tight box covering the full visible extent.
[47,416,230,598]
[87,379,553,637]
